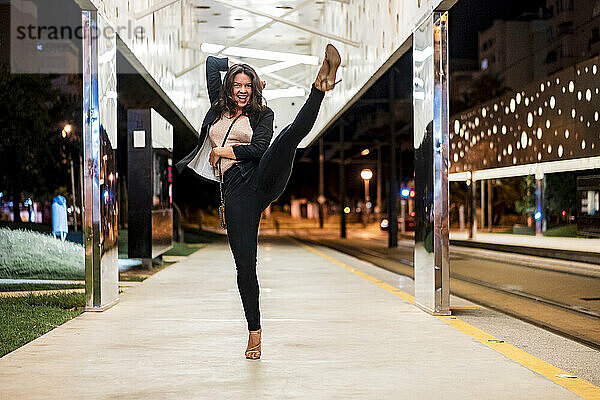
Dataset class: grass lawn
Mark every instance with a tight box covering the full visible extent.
[0,228,84,280]
[118,238,203,282]
[119,229,214,258]
[164,241,201,257]
[0,283,84,292]
[1,225,214,283]
[0,292,84,357]
[544,224,578,237]
[182,228,224,244]
[118,229,129,258]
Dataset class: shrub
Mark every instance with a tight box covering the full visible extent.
[0,228,84,280]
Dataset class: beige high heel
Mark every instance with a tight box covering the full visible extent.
[315,44,342,91]
[245,328,262,360]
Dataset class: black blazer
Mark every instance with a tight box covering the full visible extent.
[175,56,275,181]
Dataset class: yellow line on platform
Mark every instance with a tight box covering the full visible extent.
[295,239,600,400]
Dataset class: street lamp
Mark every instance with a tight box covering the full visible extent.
[61,123,78,231]
[361,169,373,221]
[61,124,72,138]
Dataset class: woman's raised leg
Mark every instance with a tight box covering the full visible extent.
[255,84,324,186]
[251,45,341,206]
[252,84,324,206]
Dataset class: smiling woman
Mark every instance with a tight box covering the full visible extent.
[176,45,341,360]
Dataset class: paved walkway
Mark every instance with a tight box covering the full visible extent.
[0,237,596,399]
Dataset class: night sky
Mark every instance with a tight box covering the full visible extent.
[449,0,548,60]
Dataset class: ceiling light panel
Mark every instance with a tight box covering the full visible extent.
[220,46,318,64]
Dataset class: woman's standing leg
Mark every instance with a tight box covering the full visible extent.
[224,167,262,332]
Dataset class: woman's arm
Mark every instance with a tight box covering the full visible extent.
[206,56,230,105]
[209,146,236,167]
[231,109,275,160]
[208,109,274,165]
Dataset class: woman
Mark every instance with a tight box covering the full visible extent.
[176,44,341,360]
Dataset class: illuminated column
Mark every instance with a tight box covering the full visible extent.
[376,144,382,219]
[82,10,119,311]
[400,198,406,234]
[487,180,493,232]
[481,179,485,228]
[388,69,398,248]
[469,179,477,239]
[339,123,346,239]
[361,169,373,224]
[318,138,325,229]
[413,11,450,315]
[535,172,544,236]
[127,109,174,266]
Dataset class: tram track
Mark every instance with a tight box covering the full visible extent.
[294,236,600,350]
[450,271,600,320]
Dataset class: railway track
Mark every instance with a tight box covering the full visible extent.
[296,237,600,350]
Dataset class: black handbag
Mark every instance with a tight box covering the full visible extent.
[217,114,243,229]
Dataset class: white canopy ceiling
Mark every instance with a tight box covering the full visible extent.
[88,0,446,145]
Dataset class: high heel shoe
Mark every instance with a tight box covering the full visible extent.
[245,328,262,360]
[315,44,342,91]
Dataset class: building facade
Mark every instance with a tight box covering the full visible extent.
[478,16,547,90]
[544,0,600,73]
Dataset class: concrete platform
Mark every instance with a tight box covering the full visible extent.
[450,231,600,252]
[0,237,597,399]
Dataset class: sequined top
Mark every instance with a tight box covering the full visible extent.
[208,114,253,179]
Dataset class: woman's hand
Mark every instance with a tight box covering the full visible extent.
[210,146,237,166]
[209,147,223,167]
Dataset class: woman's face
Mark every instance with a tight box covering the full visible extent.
[232,73,252,109]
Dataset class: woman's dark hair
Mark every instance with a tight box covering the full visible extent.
[213,63,266,119]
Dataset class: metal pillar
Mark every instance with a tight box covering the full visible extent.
[70,158,78,231]
[400,199,406,234]
[339,124,346,238]
[82,10,119,311]
[388,69,398,248]
[318,137,325,229]
[127,109,174,264]
[376,144,382,218]
[469,179,477,239]
[535,172,544,236]
[487,179,493,232]
[480,178,485,229]
[412,11,450,315]
[80,154,85,232]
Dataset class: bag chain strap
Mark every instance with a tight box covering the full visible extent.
[217,113,244,226]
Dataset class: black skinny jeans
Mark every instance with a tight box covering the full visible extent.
[223,84,325,331]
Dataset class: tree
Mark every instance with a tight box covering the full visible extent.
[466,74,510,108]
[493,177,527,225]
[451,73,510,115]
[544,172,577,224]
[515,175,537,216]
[0,65,74,222]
